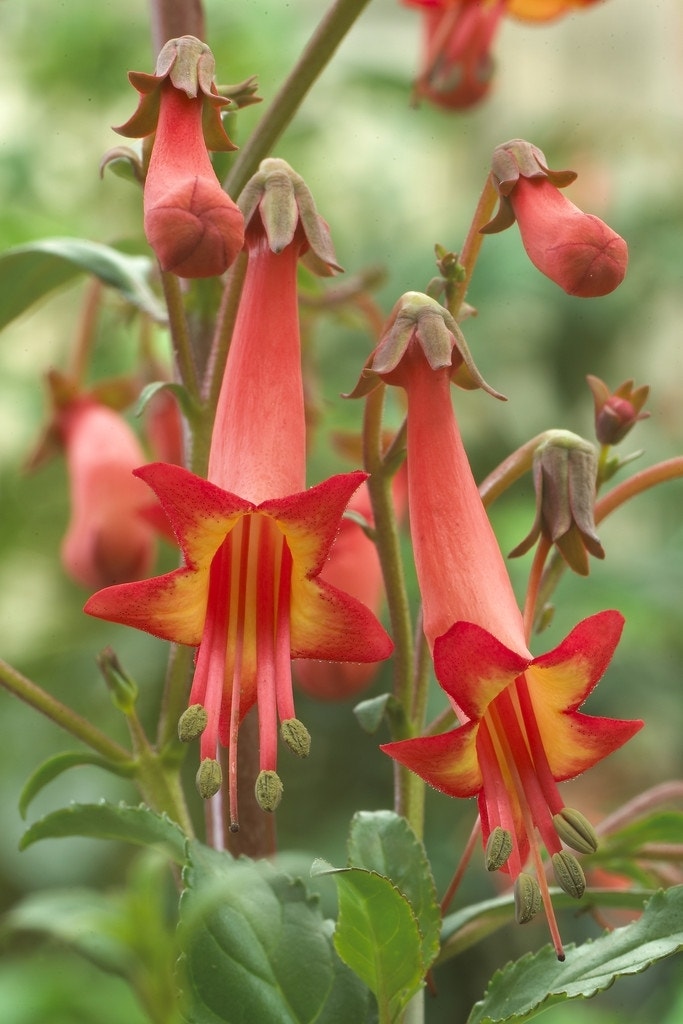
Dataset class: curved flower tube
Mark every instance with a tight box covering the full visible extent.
[371,302,642,956]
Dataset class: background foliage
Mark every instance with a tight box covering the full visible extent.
[0,1,682,1021]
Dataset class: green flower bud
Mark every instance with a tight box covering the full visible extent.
[485,826,513,871]
[255,770,283,813]
[280,718,311,759]
[178,704,208,743]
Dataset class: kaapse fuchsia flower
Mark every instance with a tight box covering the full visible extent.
[86,160,392,827]
[363,294,642,957]
[115,36,244,278]
[482,140,628,297]
[58,398,157,590]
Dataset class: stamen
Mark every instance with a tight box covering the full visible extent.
[228,518,252,831]
[553,807,599,855]
[254,518,278,772]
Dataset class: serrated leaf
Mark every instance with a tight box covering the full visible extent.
[347,810,440,970]
[0,237,165,329]
[179,841,371,1024]
[316,864,424,1022]
[439,888,658,963]
[19,751,135,818]
[467,885,683,1024]
[19,802,187,863]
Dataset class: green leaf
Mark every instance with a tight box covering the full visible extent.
[439,888,658,963]
[347,810,440,971]
[179,841,372,1024]
[313,862,424,1023]
[134,380,200,421]
[353,693,406,735]
[19,751,135,819]
[467,885,683,1024]
[19,802,187,863]
[592,811,683,859]
[0,237,165,329]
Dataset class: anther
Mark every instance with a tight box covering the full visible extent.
[178,704,208,743]
[485,827,513,871]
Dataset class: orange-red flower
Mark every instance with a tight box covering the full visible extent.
[86,162,391,825]
[483,140,628,297]
[58,399,157,590]
[404,1,607,110]
[368,294,642,955]
[115,36,244,278]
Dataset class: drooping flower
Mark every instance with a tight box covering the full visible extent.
[482,139,628,297]
[86,160,391,827]
[115,35,244,278]
[366,294,642,955]
[509,430,605,576]
[403,1,607,111]
[57,397,157,590]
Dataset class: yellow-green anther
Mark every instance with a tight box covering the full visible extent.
[196,758,222,800]
[552,850,586,899]
[178,704,208,743]
[485,826,513,871]
[255,769,283,813]
[553,807,599,855]
[514,873,542,925]
[280,718,311,759]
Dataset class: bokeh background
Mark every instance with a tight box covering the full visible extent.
[0,1,682,1021]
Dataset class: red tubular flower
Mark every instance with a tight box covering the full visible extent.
[58,399,157,590]
[482,140,628,297]
[115,36,244,278]
[86,161,391,826]
[369,294,642,956]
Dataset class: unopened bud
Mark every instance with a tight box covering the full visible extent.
[485,826,513,871]
[196,758,222,800]
[514,873,542,925]
[255,769,283,813]
[587,375,650,447]
[280,718,311,759]
[97,647,139,714]
[178,704,208,743]
[552,851,586,900]
[553,807,599,855]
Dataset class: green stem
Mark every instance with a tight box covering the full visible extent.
[159,269,201,402]
[127,709,195,836]
[363,388,416,823]
[0,657,131,764]
[447,173,499,319]
[224,0,374,198]
[155,642,194,755]
[478,431,548,508]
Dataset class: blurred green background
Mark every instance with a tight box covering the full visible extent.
[0,0,682,1021]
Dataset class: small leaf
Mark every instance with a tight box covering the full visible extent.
[354,693,406,735]
[347,810,440,971]
[134,380,199,421]
[467,886,683,1024]
[19,751,135,818]
[0,237,165,329]
[179,841,371,1024]
[19,802,187,863]
[314,863,424,1022]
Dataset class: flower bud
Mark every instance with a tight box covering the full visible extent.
[255,769,283,813]
[482,139,627,297]
[514,872,542,924]
[553,807,599,855]
[485,826,513,871]
[552,850,586,899]
[509,430,604,576]
[178,704,208,743]
[115,36,244,278]
[97,647,139,714]
[586,375,650,446]
[196,757,222,799]
[280,718,311,759]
